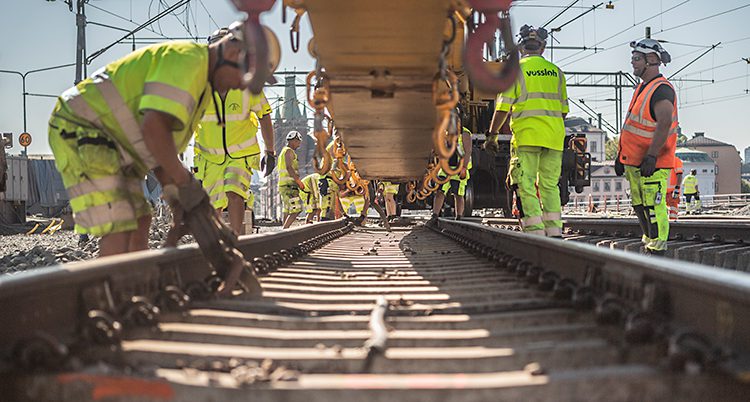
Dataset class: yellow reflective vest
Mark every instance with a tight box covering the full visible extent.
[60,41,212,175]
[194,89,272,165]
[278,146,298,186]
[496,55,569,151]
[682,174,698,194]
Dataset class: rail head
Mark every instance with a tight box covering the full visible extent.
[432,218,750,380]
[0,220,352,372]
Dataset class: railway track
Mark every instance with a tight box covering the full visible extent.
[2,219,750,400]
[482,217,750,271]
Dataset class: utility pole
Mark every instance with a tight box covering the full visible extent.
[75,0,87,83]
[645,26,651,39]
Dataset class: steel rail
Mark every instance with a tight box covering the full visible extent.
[0,220,351,370]
[481,217,750,244]
[431,218,750,380]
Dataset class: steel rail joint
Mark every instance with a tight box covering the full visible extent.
[0,219,351,370]
[430,218,750,380]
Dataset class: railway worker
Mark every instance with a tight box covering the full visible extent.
[319,134,343,220]
[667,156,684,221]
[431,127,473,220]
[682,169,701,213]
[381,181,400,222]
[339,188,367,222]
[487,24,568,237]
[48,22,250,257]
[278,130,305,229]
[614,38,678,256]
[194,28,276,235]
[301,172,322,223]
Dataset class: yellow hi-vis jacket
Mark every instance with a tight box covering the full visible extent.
[194,89,272,166]
[496,55,569,151]
[59,41,212,175]
[682,174,698,194]
[278,146,298,186]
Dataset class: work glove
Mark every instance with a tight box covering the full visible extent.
[483,133,500,154]
[671,186,680,200]
[162,176,209,213]
[260,152,276,177]
[614,154,625,177]
[639,154,657,177]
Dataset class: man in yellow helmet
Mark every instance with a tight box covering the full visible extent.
[278,131,305,228]
[48,23,250,257]
[194,28,275,235]
[488,24,569,237]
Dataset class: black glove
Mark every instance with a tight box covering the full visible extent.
[483,133,500,154]
[260,152,276,177]
[614,154,625,176]
[639,154,657,177]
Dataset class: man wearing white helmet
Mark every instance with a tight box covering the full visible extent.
[278,130,306,229]
[48,20,252,257]
[614,38,678,256]
[194,27,276,235]
[488,25,569,237]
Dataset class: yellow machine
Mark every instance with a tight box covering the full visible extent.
[230,0,518,185]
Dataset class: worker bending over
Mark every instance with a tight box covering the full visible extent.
[194,28,276,235]
[615,39,678,255]
[301,172,321,223]
[278,131,305,229]
[432,126,473,220]
[488,25,569,237]
[49,25,249,256]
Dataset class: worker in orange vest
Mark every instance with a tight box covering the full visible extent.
[667,156,683,221]
[614,39,678,256]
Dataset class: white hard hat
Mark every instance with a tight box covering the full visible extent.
[630,38,671,64]
[207,20,245,44]
[286,130,302,141]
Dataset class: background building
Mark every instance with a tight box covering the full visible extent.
[569,160,630,207]
[681,132,741,194]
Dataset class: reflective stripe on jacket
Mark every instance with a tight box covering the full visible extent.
[61,41,211,174]
[194,89,272,163]
[496,55,569,151]
[278,146,298,186]
[619,76,678,168]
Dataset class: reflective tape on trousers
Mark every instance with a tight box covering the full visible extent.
[542,211,562,221]
[522,215,543,227]
[75,199,137,228]
[67,176,142,199]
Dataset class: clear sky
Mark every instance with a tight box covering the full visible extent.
[2,0,749,159]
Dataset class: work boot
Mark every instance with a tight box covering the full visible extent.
[427,213,439,225]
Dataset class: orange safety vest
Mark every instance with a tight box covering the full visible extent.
[619,76,678,168]
[668,156,683,191]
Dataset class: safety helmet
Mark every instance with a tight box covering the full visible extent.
[518,25,548,49]
[630,38,671,65]
[286,130,302,141]
[207,20,245,44]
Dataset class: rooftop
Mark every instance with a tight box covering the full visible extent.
[680,132,734,148]
[675,147,714,163]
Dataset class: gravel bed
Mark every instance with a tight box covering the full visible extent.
[0,214,193,275]
[0,214,286,276]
